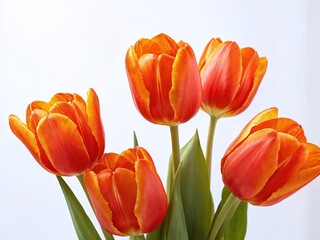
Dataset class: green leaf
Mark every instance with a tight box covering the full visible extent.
[160,174,189,240]
[179,131,214,239]
[222,188,247,240]
[146,225,162,240]
[133,131,139,147]
[160,131,214,240]
[210,187,247,240]
[57,176,102,240]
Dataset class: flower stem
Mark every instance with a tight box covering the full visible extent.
[77,174,92,207]
[208,194,241,240]
[130,235,146,240]
[205,115,218,183]
[170,125,181,176]
[77,175,115,240]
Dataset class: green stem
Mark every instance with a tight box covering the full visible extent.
[77,175,115,240]
[77,175,92,207]
[169,125,181,176]
[130,235,146,240]
[205,115,218,183]
[209,194,241,240]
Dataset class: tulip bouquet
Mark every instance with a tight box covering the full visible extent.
[9,33,320,240]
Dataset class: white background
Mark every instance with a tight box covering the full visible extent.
[1,0,320,239]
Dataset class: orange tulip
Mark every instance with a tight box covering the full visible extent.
[221,108,320,206]
[9,88,105,176]
[199,38,268,118]
[125,33,202,126]
[84,147,168,236]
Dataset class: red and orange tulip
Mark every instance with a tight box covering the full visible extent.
[125,33,202,126]
[221,107,320,206]
[199,38,268,118]
[9,88,105,176]
[84,147,168,236]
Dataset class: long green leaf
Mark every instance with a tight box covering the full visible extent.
[160,172,189,240]
[179,131,213,239]
[222,188,247,240]
[160,131,214,240]
[210,187,247,240]
[133,131,139,147]
[146,224,162,240]
[57,176,102,240]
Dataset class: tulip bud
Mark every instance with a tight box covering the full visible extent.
[221,108,320,206]
[125,33,202,126]
[9,88,105,176]
[199,38,268,118]
[84,147,168,236]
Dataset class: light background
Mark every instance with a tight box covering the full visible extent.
[1,0,319,239]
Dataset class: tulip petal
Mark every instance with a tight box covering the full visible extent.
[170,44,202,124]
[156,53,175,122]
[86,88,105,158]
[277,132,303,166]
[232,54,267,116]
[133,38,162,57]
[9,114,41,162]
[125,47,152,122]
[134,159,167,233]
[222,129,279,200]
[26,101,51,129]
[198,38,222,71]
[251,134,308,205]
[121,148,138,163]
[49,92,74,105]
[260,143,320,206]
[9,114,59,173]
[200,41,241,116]
[136,147,156,169]
[98,153,119,171]
[224,108,278,157]
[50,102,99,163]
[37,114,90,175]
[228,48,267,116]
[139,53,175,124]
[151,33,180,56]
[28,109,49,134]
[252,117,307,143]
[302,143,320,170]
[84,171,123,236]
[116,157,136,172]
[72,93,87,116]
[98,168,140,235]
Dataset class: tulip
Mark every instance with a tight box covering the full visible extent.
[221,107,320,206]
[125,33,202,126]
[199,38,268,118]
[84,147,168,236]
[9,88,105,176]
